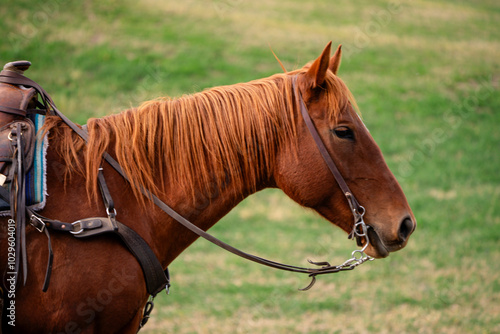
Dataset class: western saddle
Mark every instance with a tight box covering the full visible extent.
[0,61,38,187]
[0,61,45,333]
[0,61,170,332]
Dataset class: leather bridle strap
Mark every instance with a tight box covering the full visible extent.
[291,76,365,225]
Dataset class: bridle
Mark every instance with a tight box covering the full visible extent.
[291,75,374,289]
[1,70,373,294]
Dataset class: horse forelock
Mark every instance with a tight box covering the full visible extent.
[45,69,355,206]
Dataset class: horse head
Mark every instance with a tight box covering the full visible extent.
[274,42,416,258]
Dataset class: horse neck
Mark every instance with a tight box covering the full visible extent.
[150,171,255,267]
[119,82,294,266]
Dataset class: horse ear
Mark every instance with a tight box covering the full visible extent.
[305,41,332,88]
[329,44,342,75]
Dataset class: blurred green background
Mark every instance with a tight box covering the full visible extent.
[1,0,499,333]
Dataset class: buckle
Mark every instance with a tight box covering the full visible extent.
[70,219,103,235]
[30,215,46,233]
[70,221,84,235]
[106,207,117,218]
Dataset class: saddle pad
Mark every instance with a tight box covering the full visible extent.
[0,113,47,215]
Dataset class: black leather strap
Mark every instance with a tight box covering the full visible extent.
[29,211,73,232]
[113,222,169,296]
[41,225,53,292]
[98,168,115,218]
[9,123,29,287]
[97,162,168,296]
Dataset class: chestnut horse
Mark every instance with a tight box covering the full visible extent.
[0,42,415,333]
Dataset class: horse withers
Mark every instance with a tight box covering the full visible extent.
[0,42,415,333]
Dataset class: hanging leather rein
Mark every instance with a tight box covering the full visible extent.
[89,76,375,291]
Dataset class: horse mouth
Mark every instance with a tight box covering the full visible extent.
[366,226,390,258]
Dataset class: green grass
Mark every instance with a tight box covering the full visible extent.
[1,0,499,333]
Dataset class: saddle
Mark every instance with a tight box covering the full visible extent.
[0,61,39,186]
[0,61,43,334]
[0,61,170,332]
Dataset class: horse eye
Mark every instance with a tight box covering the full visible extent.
[333,126,355,140]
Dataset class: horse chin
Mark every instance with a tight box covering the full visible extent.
[365,226,390,259]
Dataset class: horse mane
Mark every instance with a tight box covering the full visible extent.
[44,69,356,206]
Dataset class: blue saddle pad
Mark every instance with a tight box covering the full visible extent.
[0,113,47,214]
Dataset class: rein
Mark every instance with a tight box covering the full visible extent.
[89,76,375,291]
[81,75,373,290]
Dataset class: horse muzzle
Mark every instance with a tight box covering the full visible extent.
[364,217,416,259]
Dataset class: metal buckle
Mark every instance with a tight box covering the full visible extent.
[106,207,117,218]
[30,214,46,233]
[70,221,84,235]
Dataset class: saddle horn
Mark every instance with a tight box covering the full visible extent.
[3,61,32,75]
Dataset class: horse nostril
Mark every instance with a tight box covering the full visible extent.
[399,217,414,242]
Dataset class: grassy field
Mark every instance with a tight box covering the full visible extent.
[1,0,499,333]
